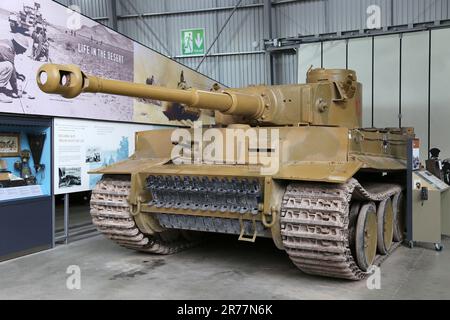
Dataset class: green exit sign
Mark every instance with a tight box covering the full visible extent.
[181,28,205,56]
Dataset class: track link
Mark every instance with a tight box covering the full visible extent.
[90,175,196,255]
[280,178,402,280]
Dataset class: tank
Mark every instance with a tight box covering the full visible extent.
[37,63,412,280]
[9,2,45,35]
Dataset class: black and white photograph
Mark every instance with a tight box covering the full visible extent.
[58,166,81,188]
[0,132,20,157]
[85,147,100,163]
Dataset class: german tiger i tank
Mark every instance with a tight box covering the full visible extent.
[37,63,411,280]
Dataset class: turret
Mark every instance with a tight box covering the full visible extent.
[37,64,362,128]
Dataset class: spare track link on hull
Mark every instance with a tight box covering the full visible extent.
[280,178,402,280]
[90,175,196,255]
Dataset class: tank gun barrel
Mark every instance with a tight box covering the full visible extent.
[36,64,264,118]
[37,64,363,128]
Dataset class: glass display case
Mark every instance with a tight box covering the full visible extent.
[0,115,53,261]
[0,125,51,201]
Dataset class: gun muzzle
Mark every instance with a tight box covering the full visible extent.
[37,64,85,98]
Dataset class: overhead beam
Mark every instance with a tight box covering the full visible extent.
[265,20,449,51]
[118,3,263,19]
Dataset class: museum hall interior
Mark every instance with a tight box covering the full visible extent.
[1,0,450,304]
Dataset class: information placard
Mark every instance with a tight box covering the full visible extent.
[0,185,43,201]
[54,118,161,194]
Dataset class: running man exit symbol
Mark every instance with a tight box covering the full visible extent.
[181,28,205,56]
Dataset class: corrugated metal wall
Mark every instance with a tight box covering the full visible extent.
[55,0,109,18]
[55,0,450,87]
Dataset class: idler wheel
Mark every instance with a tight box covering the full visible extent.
[355,202,378,271]
[377,198,394,254]
[392,192,406,242]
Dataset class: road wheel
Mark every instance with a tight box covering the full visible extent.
[377,198,394,254]
[355,202,378,272]
[392,192,406,242]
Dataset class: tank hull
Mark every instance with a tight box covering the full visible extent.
[91,126,409,178]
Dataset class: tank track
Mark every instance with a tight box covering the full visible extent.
[156,213,272,237]
[280,178,402,280]
[90,175,196,254]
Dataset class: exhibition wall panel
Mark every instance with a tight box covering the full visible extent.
[0,0,217,126]
[53,118,163,194]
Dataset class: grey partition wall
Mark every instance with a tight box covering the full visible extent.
[373,35,400,129]
[322,40,346,69]
[401,32,429,162]
[298,27,450,161]
[297,42,321,84]
[348,37,373,129]
[431,28,450,160]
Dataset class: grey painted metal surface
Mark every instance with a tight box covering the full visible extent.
[175,54,266,88]
[54,0,450,86]
[273,0,326,38]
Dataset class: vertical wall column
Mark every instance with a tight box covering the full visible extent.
[107,0,118,31]
[264,0,273,85]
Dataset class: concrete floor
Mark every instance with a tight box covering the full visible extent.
[0,234,449,299]
[55,204,92,231]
